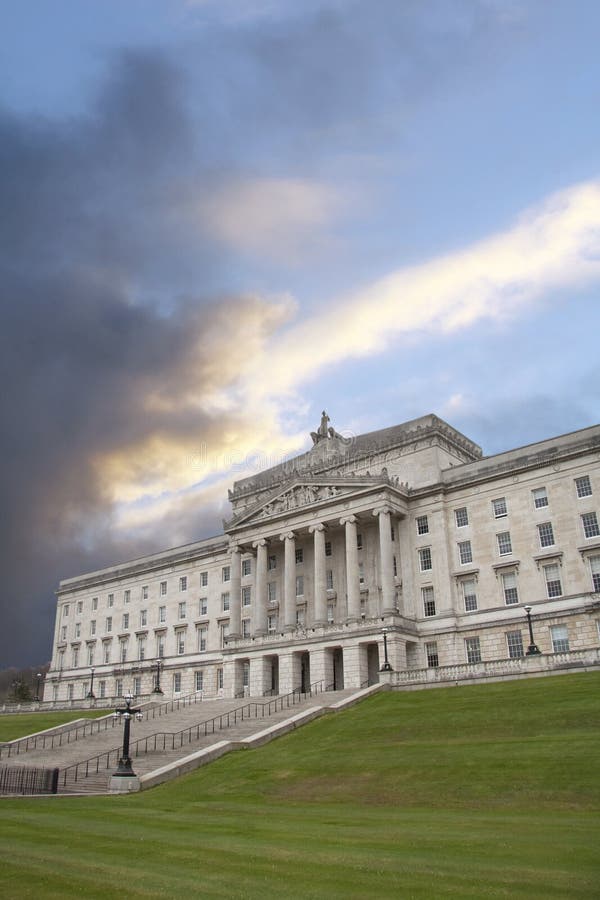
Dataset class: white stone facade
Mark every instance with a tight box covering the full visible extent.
[44,413,600,702]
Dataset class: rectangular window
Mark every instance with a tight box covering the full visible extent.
[115,679,123,697]
[295,575,304,596]
[267,614,278,633]
[138,637,146,660]
[217,668,224,690]
[544,563,563,598]
[124,590,130,604]
[416,515,429,535]
[241,559,252,577]
[576,475,592,498]
[582,512,600,539]
[195,671,204,692]
[221,592,230,612]
[242,618,251,638]
[108,594,114,607]
[156,634,165,658]
[326,569,334,590]
[532,487,548,509]
[133,676,141,696]
[242,586,251,606]
[58,650,65,670]
[60,626,67,642]
[142,586,148,600]
[103,643,111,664]
[77,600,83,614]
[462,578,477,612]
[177,631,186,655]
[458,540,473,565]
[173,673,182,693]
[419,547,432,572]
[325,541,332,557]
[75,623,81,638]
[90,620,96,636]
[296,608,305,626]
[198,626,208,652]
[502,571,519,605]
[492,497,507,518]
[422,586,436,617]
[356,533,363,550]
[465,636,481,664]
[425,641,439,668]
[87,645,94,666]
[268,582,277,604]
[295,548,304,564]
[199,597,208,616]
[63,604,69,618]
[122,614,129,630]
[326,603,335,623]
[140,609,147,627]
[99,681,106,699]
[551,624,569,653]
[497,532,512,556]
[454,507,469,527]
[358,562,365,585]
[222,566,231,582]
[243,662,250,688]
[106,616,112,632]
[393,555,398,577]
[200,571,208,587]
[119,640,127,663]
[537,522,555,547]
[589,555,600,592]
[92,597,98,611]
[268,555,277,570]
[506,630,524,658]
[178,601,186,619]
[220,624,229,648]
[160,581,167,596]
[179,576,187,592]
[159,605,166,623]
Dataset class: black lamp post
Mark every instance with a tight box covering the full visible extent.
[153,658,164,694]
[112,693,143,777]
[86,667,96,699]
[524,605,541,655]
[35,672,43,702]
[380,626,393,671]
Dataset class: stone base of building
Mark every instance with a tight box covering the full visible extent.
[109,774,141,793]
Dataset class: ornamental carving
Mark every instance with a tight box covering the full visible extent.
[260,484,343,517]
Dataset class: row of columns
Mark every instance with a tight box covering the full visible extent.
[227,507,398,639]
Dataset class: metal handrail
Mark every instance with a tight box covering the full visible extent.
[59,681,326,788]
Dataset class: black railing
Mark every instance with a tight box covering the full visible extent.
[60,681,326,789]
[0,764,59,795]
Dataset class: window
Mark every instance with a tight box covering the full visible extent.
[241,559,252,577]
[267,614,278,633]
[58,650,65,670]
[326,569,334,591]
[359,562,365,585]
[142,586,148,600]
[119,639,128,663]
[108,593,114,607]
[177,631,186,655]
[60,626,67,642]
[296,575,304,597]
[199,597,208,616]
[220,624,229,648]
[243,662,250,688]
[178,601,186,619]
[455,507,469,527]
[296,608,305,626]
[393,555,398,578]
[92,597,98,611]
[90,620,96,636]
[217,668,224,690]
[200,571,208,587]
[462,579,477,612]
[422,586,436,617]
[497,532,512,556]
[158,605,166,623]
[75,623,81,638]
[103,642,111,664]
[160,581,167,596]
[122,614,129,630]
[106,616,112,633]
[268,582,277,604]
[242,586,251,607]
[325,541,332,557]
[68,684,74,701]
[416,515,429,535]
[195,671,204,692]
[551,624,570,653]
[268,555,277,570]
[198,626,207,651]
[138,636,146,660]
[221,592,230,612]
[99,681,106,699]
[544,563,562,598]
[77,600,83,614]
[242,618,251,638]
[502,571,519,605]
[179,576,187,592]
[295,548,304,564]
[575,475,592,498]
[425,641,439,668]
[115,679,123,697]
[589,556,600,592]
[222,566,231,582]
[133,676,141,696]
[140,609,147,627]
[326,603,335,623]
[63,604,69,618]
[492,497,507,518]
[419,548,432,572]
[356,533,363,550]
[458,540,473,565]
[87,645,94,666]
[124,590,130,604]
[465,636,481,664]
[582,512,600,539]
[506,631,524,659]
[156,634,165,658]
[537,522,555,548]
[173,672,182,693]
[532,487,548,509]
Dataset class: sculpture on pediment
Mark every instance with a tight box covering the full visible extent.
[311,410,330,444]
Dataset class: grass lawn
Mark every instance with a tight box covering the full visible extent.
[1,672,599,898]
[0,710,110,743]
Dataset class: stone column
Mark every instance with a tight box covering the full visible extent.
[252,539,268,636]
[249,655,271,697]
[309,523,327,625]
[228,545,242,638]
[280,531,297,630]
[340,515,361,621]
[374,506,397,615]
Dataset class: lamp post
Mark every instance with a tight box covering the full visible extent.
[86,667,96,699]
[380,626,393,671]
[112,693,143,777]
[35,672,43,702]
[524,605,541,656]
[153,658,164,694]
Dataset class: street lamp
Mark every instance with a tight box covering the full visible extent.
[112,693,143,777]
[153,658,164,694]
[380,626,393,672]
[524,605,541,656]
[35,672,43,702]
[86,667,96,699]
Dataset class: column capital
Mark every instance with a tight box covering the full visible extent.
[280,531,296,542]
[229,543,242,555]
[340,515,357,526]
[252,538,268,550]
[309,522,326,534]
[372,506,392,518]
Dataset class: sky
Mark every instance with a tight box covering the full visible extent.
[1,0,599,668]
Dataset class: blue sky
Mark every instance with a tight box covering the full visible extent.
[1,0,599,665]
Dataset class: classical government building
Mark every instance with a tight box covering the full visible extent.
[45,412,600,702]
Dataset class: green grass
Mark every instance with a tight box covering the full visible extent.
[1,673,599,898]
[0,710,109,742]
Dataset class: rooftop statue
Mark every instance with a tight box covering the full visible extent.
[310,410,330,444]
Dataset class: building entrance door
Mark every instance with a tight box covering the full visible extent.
[300,652,310,693]
[332,648,344,690]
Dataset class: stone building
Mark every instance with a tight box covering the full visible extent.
[44,412,600,702]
